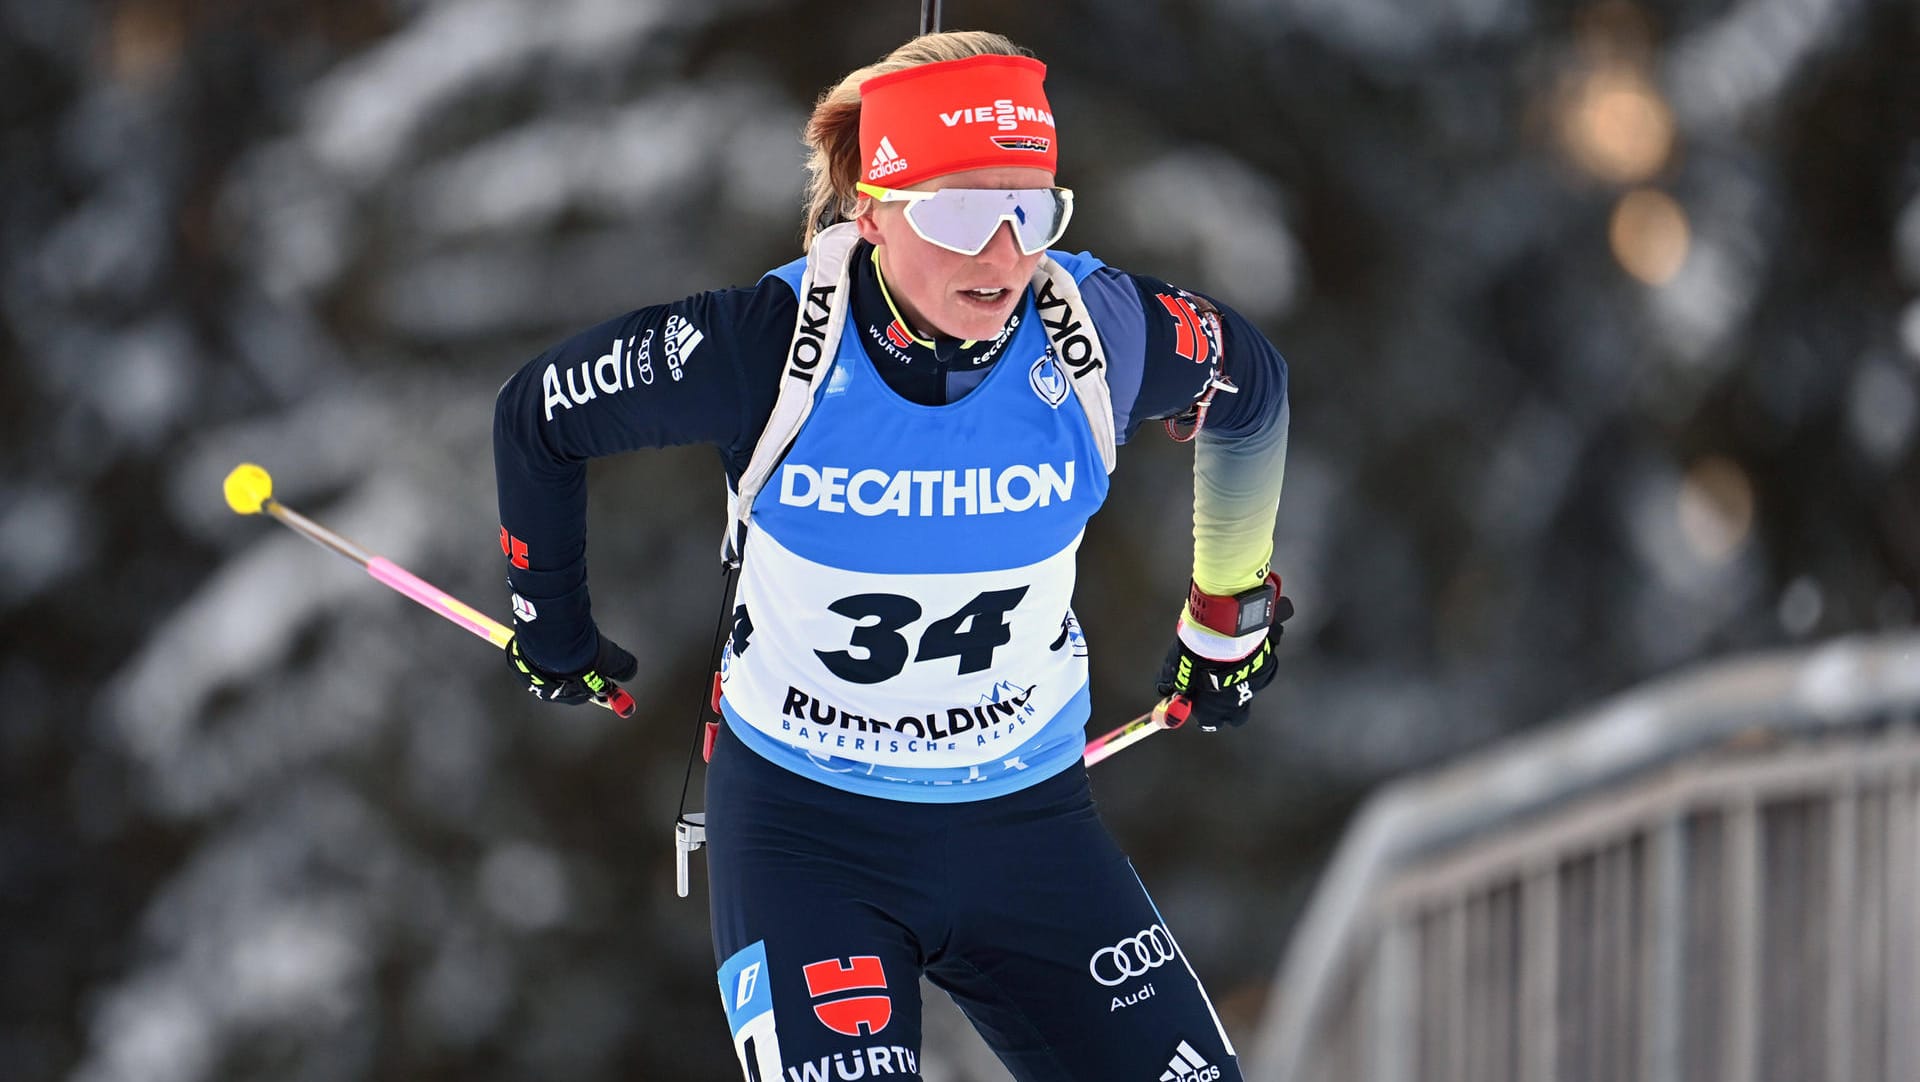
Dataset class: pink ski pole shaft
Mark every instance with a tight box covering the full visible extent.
[223,463,635,718]
[1084,695,1190,767]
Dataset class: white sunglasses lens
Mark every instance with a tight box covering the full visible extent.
[905,190,1070,255]
[1007,190,1071,253]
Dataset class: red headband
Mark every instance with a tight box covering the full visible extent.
[858,54,1058,189]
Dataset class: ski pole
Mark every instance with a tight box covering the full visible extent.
[1084,695,1190,767]
[221,462,636,718]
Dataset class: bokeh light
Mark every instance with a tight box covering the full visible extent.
[1676,454,1755,565]
[1560,65,1675,184]
[1610,186,1691,284]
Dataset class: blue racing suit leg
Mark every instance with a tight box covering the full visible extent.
[707,722,933,1082]
[923,776,1240,1082]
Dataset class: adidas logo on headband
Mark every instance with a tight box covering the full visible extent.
[869,136,908,180]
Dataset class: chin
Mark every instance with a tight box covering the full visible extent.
[943,303,1019,341]
[947,320,1005,341]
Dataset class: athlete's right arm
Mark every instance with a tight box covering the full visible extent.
[493,278,795,672]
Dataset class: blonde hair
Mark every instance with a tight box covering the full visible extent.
[800,31,1033,247]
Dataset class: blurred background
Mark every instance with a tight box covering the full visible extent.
[3,0,1917,1079]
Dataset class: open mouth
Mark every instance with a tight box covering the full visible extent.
[960,287,1009,303]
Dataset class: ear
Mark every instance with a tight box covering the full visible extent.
[854,205,884,245]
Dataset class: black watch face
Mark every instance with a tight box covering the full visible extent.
[1236,594,1272,635]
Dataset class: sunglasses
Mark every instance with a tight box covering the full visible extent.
[855,182,1075,257]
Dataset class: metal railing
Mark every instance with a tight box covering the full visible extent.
[1248,632,1920,1082]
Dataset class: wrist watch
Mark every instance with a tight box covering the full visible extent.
[1187,571,1282,636]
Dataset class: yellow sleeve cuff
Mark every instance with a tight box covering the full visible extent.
[1191,399,1289,596]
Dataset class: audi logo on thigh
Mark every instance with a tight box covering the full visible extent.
[1087,924,1177,986]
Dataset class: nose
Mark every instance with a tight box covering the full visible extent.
[974,221,1022,268]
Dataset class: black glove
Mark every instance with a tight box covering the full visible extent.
[1155,596,1293,732]
[507,630,638,711]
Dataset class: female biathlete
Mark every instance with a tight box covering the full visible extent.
[492,30,1292,1082]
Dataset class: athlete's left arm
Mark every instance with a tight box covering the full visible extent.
[1080,268,1290,598]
